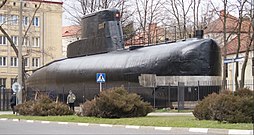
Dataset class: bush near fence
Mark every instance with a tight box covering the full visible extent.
[80,87,154,118]
[16,95,74,116]
[193,88,254,123]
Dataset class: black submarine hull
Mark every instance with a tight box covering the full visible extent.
[26,38,221,107]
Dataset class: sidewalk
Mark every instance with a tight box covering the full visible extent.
[147,112,193,116]
[0,111,12,115]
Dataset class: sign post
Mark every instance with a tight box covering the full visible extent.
[12,82,21,93]
[12,82,21,105]
[96,73,106,92]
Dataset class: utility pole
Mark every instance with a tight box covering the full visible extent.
[17,0,23,104]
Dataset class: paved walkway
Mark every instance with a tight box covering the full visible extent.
[0,111,12,115]
[147,112,193,116]
[0,111,253,135]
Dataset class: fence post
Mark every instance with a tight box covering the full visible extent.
[6,91,9,110]
[62,87,65,103]
[198,81,200,101]
[153,86,156,108]
[168,84,170,108]
[83,83,85,103]
[0,87,2,111]
[3,87,5,111]
[178,82,185,112]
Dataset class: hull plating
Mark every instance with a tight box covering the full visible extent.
[26,38,221,107]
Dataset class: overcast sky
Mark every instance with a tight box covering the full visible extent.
[60,0,249,26]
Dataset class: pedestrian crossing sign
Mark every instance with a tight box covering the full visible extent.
[96,73,106,83]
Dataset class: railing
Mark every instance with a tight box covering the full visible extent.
[0,80,253,111]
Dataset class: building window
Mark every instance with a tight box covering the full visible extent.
[23,37,29,46]
[0,14,6,24]
[23,16,28,26]
[10,15,18,25]
[32,37,40,47]
[0,78,6,88]
[11,36,18,46]
[0,36,7,45]
[13,2,16,6]
[10,57,18,67]
[0,56,7,66]
[24,57,29,67]
[32,58,40,67]
[32,17,39,27]
[24,3,27,7]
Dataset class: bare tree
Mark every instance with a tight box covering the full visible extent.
[179,0,193,39]
[193,0,201,32]
[164,0,193,39]
[63,0,128,25]
[223,0,228,91]
[209,0,253,90]
[234,0,248,90]
[134,0,163,45]
[239,0,254,88]
[164,0,182,38]
[209,0,233,90]
[0,0,42,100]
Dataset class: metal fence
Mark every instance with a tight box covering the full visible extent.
[0,88,12,111]
[1,80,253,111]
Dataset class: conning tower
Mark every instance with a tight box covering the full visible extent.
[67,9,124,58]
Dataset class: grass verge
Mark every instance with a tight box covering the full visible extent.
[0,115,252,130]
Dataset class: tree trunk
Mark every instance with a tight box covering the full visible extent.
[222,0,228,91]
[234,0,247,90]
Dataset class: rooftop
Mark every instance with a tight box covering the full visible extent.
[205,10,251,34]
[25,0,63,5]
[62,25,81,37]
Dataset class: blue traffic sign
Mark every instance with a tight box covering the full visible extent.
[96,73,106,83]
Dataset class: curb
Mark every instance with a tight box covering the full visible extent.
[0,118,253,135]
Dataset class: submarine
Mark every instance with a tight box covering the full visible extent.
[26,9,221,108]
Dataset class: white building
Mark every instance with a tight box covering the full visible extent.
[204,11,253,91]
[62,25,81,57]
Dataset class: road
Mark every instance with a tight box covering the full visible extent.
[0,119,207,135]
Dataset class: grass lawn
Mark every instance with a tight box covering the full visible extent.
[0,115,252,130]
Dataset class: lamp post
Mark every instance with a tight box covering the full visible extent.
[17,0,23,104]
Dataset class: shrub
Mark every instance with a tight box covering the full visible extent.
[81,87,154,118]
[193,88,254,123]
[193,93,218,120]
[16,95,73,116]
[234,88,254,97]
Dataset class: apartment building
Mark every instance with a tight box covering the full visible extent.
[0,0,63,89]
